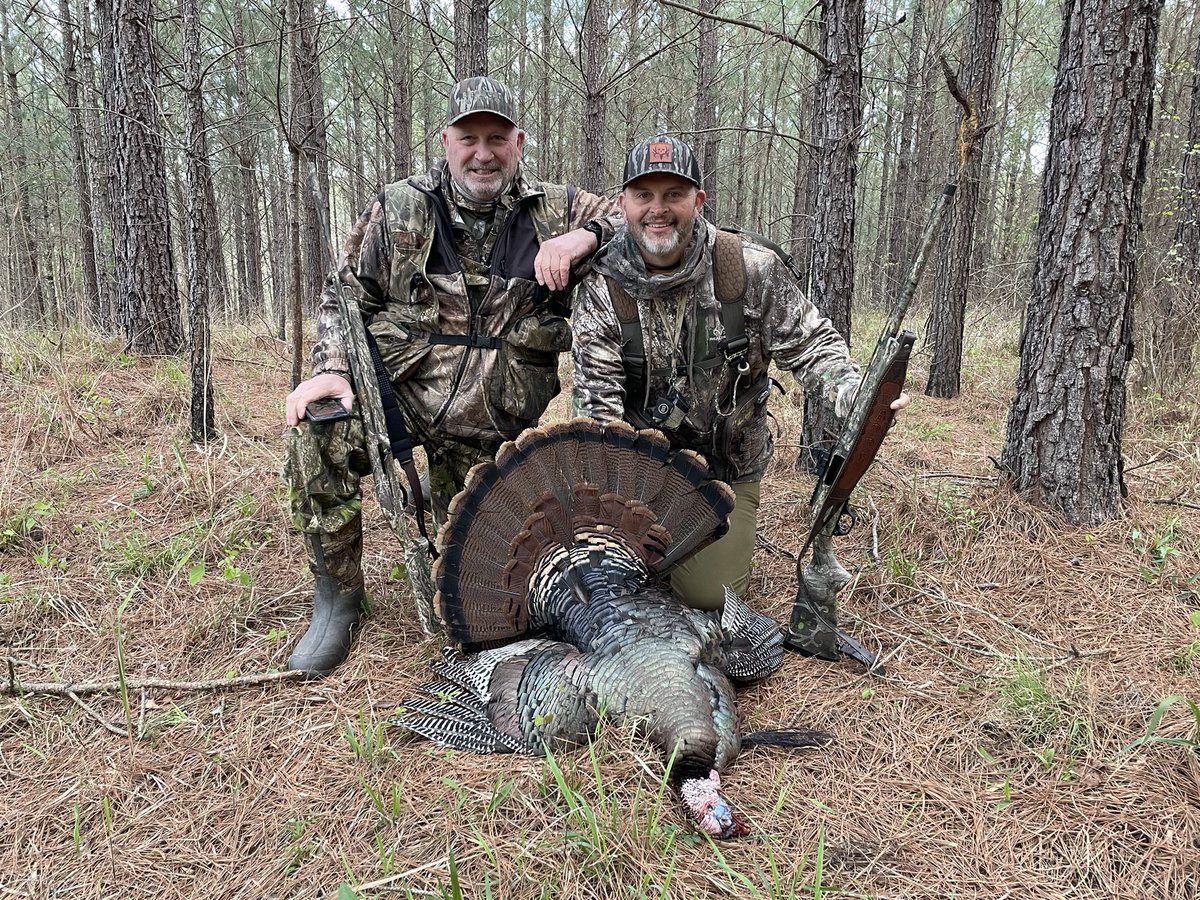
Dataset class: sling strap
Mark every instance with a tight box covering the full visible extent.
[362,327,437,558]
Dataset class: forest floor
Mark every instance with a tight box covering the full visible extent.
[1,312,1198,900]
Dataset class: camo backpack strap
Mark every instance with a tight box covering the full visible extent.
[712,229,748,363]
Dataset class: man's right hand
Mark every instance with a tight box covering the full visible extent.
[285,373,354,427]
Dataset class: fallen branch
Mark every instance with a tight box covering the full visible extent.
[1149,498,1200,511]
[3,661,305,698]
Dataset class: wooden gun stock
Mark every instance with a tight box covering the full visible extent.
[802,330,915,555]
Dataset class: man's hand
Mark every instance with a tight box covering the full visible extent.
[834,379,912,419]
[285,373,354,427]
[534,228,598,291]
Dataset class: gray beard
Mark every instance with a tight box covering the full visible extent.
[633,223,684,259]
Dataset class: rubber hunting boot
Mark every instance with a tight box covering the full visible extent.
[289,516,366,676]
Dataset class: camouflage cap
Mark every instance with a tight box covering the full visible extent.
[446,76,518,127]
[621,136,702,189]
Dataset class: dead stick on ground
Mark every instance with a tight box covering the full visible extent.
[1149,498,1200,511]
[67,691,128,737]
[3,662,306,698]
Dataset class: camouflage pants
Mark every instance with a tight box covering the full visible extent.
[668,480,761,611]
[282,406,501,537]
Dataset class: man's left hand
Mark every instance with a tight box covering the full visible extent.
[534,228,598,291]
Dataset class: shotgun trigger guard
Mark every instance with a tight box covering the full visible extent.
[833,503,856,537]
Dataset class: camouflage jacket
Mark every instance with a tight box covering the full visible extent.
[572,219,860,482]
[312,162,613,445]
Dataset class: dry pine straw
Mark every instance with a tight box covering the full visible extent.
[0,329,1198,900]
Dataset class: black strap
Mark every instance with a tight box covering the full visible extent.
[362,327,438,559]
[425,332,502,349]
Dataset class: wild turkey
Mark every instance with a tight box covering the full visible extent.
[393,419,829,838]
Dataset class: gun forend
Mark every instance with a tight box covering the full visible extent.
[828,330,915,492]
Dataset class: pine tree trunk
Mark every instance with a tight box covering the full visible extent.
[924,0,1001,399]
[181,0,215,442]
[695,0,720,219]
[1,5,47,325]
[454,0,489,79]
[1162,26,1200,379]
[390,0,413,179]
[292,0,330,309]
[80,0,116,327]
[580,0,610,193]
[810,0,864,340]
[60,0,102,328]
[1001,0,1163,524]
[95,0,182,353]
[800,0,864,471]
[884,0,925,299]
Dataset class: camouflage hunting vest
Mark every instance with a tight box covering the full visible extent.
[366,167,577,445]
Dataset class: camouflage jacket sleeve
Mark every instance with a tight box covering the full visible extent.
[567,188,621,241]
[745,244,860,400]
[310,197,390,378]
[571,276,628,423]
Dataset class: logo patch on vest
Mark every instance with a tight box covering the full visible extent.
[649,141,673,164]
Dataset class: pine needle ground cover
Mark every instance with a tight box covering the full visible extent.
[1,317,1197,899]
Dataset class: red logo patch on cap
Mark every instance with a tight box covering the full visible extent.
[649,141,674,164]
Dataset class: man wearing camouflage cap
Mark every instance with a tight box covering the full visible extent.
[281,76,615,676]
[572,135,909,626]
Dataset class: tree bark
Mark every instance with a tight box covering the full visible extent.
[291,0,331,309]
[454,0,489,79]
[59,0,102,328]
[883,0,926,300]
[95,0,183,353]
[0,2,47,325]
[233,9,264,321]
[1161,25,1200,379]
[390,0,413,179]
[181,0,215,442]
[694,0,720,218]
[580,0,610,193]
[810,0,864,340]
[924,0,1001,398]
[80,0,116,327]
[800,0,864,471]
[1001,0,1163,524]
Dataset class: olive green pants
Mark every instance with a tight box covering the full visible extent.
[669,480,761,611]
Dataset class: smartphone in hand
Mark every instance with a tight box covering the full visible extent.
[304,396,351,424]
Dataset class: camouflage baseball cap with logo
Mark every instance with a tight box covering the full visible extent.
[621,136,702,189]
[446,76,518,127]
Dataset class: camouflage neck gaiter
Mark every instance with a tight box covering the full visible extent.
[593,219,710,301]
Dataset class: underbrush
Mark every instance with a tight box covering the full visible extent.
[2,321,1199,899]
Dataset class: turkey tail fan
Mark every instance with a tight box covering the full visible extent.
[645,450,735,573]
[436,420,735,646]
[740,728,834,749]
[719,586,785,683]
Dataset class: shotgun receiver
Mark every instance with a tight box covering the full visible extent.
[785,181,959,667]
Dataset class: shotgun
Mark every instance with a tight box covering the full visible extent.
[784,180,960,668]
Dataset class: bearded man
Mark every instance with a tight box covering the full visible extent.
[572,135,909,618]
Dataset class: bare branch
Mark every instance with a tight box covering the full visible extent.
[651,0,830,66]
